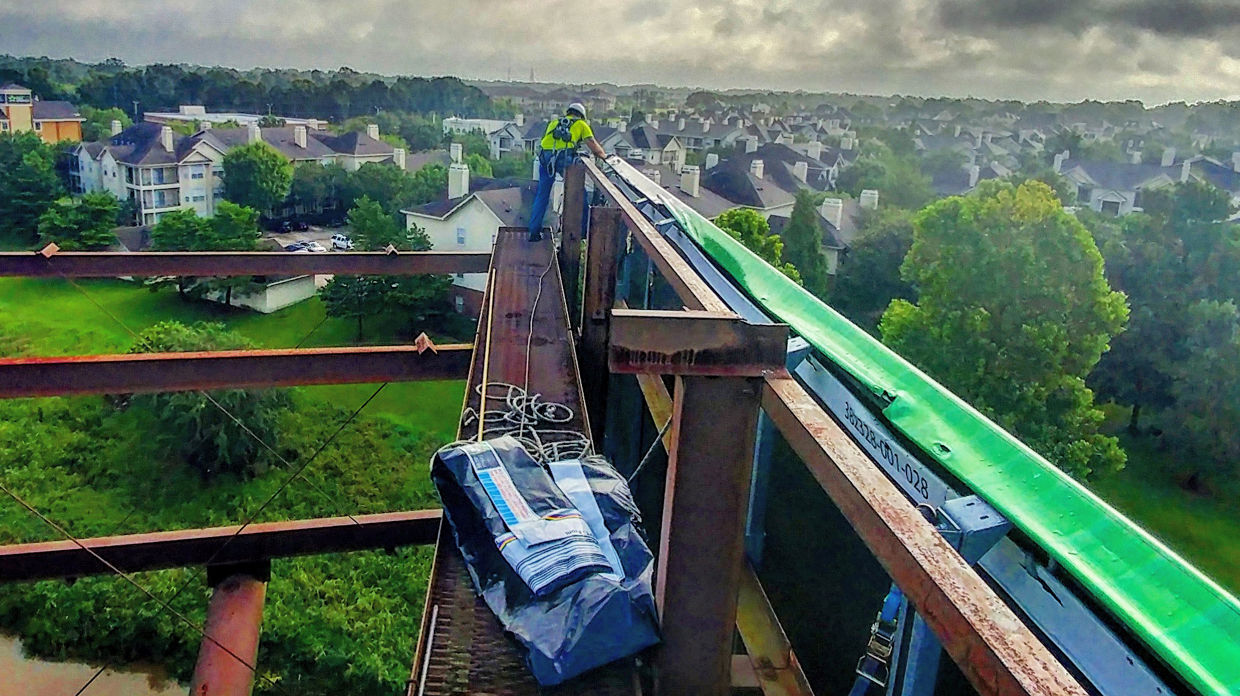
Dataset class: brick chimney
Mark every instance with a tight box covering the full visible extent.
[860,189,879,210]
[840,135,855,151]
[750,159,764,179]
[294,125,307,149]
[643,168,662,186]
[1232,152,1240,173]
[450,142,463,163]
[793,160,808,183]
[1161,147,1176,168]
[110,119,123,136]
[393,147,407,170]
[968,165,981,188]
[678,118,686,131]
[448,162,469,199]
[805,141,823,160]
[744,137,758,154]
[705,153,719,170]
[247,123,262,144]
[201,121,212,131]
[820,197,843,229]
[366,123,380,140]
[680,165,700,197]
[159,126,174,153]
[515,113,525,127]
[1181,161,1192,183]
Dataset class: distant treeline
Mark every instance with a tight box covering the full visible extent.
[0,55,506,122]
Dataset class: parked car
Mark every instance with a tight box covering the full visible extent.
[305,241,328,253]
[331,233,354,250]
[283,241,309,252]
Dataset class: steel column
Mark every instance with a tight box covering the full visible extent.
[0,251,491,277]
[655,375,763,695]
[762,373,1087,696]
[0,344,472,398]
[580,206,623,442]
[189,564,269,696]
[559,161,587,329]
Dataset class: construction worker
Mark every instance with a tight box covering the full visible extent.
[528,102,608,241]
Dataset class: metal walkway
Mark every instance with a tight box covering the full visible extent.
[408,229,638,696]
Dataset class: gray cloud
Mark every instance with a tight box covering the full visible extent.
[1,0,1240,103]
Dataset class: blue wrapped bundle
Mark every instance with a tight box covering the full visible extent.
[432,436,660,685]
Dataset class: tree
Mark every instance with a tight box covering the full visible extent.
[714,208,801,283]
[409,163,448,205]
[879,181,1129,478]
[256,114,286,127]
[1163,300,1240,487]
[79,105,131,141]
[832,208,915,331]
[289,162,350,217]
[345,162,417,216]
[491,151,534,179]
[0,132,64,244]
[222,142,293,213]
[149,204,262,301]
[781,190,832,298]
[36,192,120,250]
[321,197,450,340]
[465,152,493,178]
[126,321,291,478]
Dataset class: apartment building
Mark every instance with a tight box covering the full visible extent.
[75,121,403,225]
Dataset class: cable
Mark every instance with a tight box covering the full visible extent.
[627,417,674,484]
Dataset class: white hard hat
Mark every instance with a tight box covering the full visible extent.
[567,102,587,119]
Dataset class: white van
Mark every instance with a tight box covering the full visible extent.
[331,233,354,250]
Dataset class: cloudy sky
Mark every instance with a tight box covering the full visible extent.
[4,0,1240,104]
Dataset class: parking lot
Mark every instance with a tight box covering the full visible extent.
[264,225,351,250]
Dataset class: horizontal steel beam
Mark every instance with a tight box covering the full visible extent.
[762,373,1087,696]
[0,345,473,397]
[0,510,442,582]
[0,251,491,278]
[584,159,731,314]
[609,309,788,376]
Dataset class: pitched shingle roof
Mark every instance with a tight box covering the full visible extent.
[32,101,82,121]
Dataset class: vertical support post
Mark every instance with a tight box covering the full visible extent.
[656,375,762,696]
[559,160,586,331]
[580,206,622,443]
[189,562,270,696]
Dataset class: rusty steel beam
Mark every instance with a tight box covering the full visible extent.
[762,373,1087,696]
[0,250,491,278]
[0,510,442,582]
[656,375,763,695]
[189,567,268,696]
[609,309,788,376]
[0,344,472,398]
[584,159,731,313]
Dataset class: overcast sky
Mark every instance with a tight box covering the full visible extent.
[4,0,1240,104]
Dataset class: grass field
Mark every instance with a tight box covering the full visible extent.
[1087,411,1240,596]
[0,276,469,436]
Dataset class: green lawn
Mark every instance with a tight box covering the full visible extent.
[0,277,468,434]
[1087,407,1240,596]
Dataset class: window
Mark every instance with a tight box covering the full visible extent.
[454,295,465,311]
[34,121,42,131]
[191,171,204,180]
[456,227,466,245]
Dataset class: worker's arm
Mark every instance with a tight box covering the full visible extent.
[582,136,607,159]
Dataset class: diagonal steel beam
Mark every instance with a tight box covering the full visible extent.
[0,510,442,582]
[0,251,491,278]
[0,344,473,397]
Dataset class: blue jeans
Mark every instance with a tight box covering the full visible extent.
[529,150,572,237]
